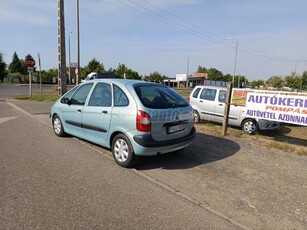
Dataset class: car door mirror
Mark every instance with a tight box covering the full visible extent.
[61,97,69,104]
[67,98,72,105]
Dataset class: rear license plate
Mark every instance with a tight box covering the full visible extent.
[167,124,186,134]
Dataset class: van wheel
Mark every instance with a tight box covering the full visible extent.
[242,119,258,135]
[112,134,137,168]
[193,110,200,123]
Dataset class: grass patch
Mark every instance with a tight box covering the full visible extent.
[15,88,60,102]
[297,148,307,156]
[15,94,59,102]
[265,141,295,152]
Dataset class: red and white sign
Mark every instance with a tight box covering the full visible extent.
[25,57,36,67]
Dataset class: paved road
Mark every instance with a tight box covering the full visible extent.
[0,101,240,229]
[1,100,306,229]
[0,84,55,101]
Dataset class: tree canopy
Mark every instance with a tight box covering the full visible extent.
[148,71,164,82]
[8,52,27,75]
[0,52,7,81]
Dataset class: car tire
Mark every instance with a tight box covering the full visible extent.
[112,134,137,168]
[193,110,200,123]
[53,115,66,137]
[242,119,258,135]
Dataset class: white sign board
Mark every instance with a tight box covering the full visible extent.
[27,67,34,73]
[245,92,307,126]
[176,74,187,81]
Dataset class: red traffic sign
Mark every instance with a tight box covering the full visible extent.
[25,57,36,67]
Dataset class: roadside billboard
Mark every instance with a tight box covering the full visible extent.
[245,93,307,126]
[231,89,307,126]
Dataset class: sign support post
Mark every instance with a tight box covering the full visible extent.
[25,56,36,97]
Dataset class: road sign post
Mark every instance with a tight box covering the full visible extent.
[25,56,36,97]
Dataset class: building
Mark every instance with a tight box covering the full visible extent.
[163,72,208,88]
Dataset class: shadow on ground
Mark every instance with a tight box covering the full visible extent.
[260,124,307,147]
[135,133,240,170]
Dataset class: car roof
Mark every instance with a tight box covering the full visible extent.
[80,78,164,87]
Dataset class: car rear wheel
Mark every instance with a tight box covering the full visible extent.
[53,115,66,137]
[112,134,136,168]
[242,119,258,135]
[193,110,200,123]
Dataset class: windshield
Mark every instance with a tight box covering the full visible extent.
[134,84,189,109]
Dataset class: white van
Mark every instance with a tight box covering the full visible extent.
[188,85,280,134]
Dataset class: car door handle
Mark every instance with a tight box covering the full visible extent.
[77,109,82,113]
[199,100,203,103]
[219,104,223,106]
[102,110,108,114]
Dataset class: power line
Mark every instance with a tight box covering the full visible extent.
[115,0,306,63]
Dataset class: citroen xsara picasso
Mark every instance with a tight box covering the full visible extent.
[51,79,195,167]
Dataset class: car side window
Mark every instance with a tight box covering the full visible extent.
[200,89,216,101]
[88,83,112,107]
[114,85,129,106]
[192,88,201,98]
[70,83,93,105]
[218,90,226,103]
[60,86,78,104]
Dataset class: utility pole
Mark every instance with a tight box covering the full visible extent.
[57,0,67,95]
[76,0,80,85]
[38,53,42,95]
[68,31,72,84]
[186,55,189,88]
[233,40,238,87]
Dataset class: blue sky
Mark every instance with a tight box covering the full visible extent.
[1,0,307,81]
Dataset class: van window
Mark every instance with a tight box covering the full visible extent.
[200,89,216,101]
[192,88,201,98]
[218,90,226,103]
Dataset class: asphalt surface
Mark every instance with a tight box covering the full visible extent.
[1,99,306,229]
[0,101,241,229]
[0,84,54,101]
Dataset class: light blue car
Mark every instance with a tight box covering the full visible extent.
[51,79,195,167]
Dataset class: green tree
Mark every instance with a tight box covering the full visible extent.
[301,71,307,90]
[115,63,141,80]
[80,58,105,79]
[266,75,284,89]
[284,72,302,89]
[207,68,223,81]
[0,52,7,81]
[197,65,207,73]
[149,71,164,82]
[250,80,265,88]
[8,52,24,74]
[223,74,233,82]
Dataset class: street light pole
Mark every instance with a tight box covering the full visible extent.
[233,40,238,87]
[76,0,80,85]
[37,53,42,95]
[186,55,189,88]
[68,31,72,84]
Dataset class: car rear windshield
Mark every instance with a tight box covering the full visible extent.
[134,84,189,109]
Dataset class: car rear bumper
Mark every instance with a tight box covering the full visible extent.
[133,127,196,148]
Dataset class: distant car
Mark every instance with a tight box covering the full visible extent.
[81,72,116,82]
[51,79,195,167]
[188,85,280,134]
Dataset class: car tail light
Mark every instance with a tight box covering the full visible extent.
[136,110,151,132]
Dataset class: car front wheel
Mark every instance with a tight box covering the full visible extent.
[242,119,258,135]
[53,115,66,137]
[112,134,136,168]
